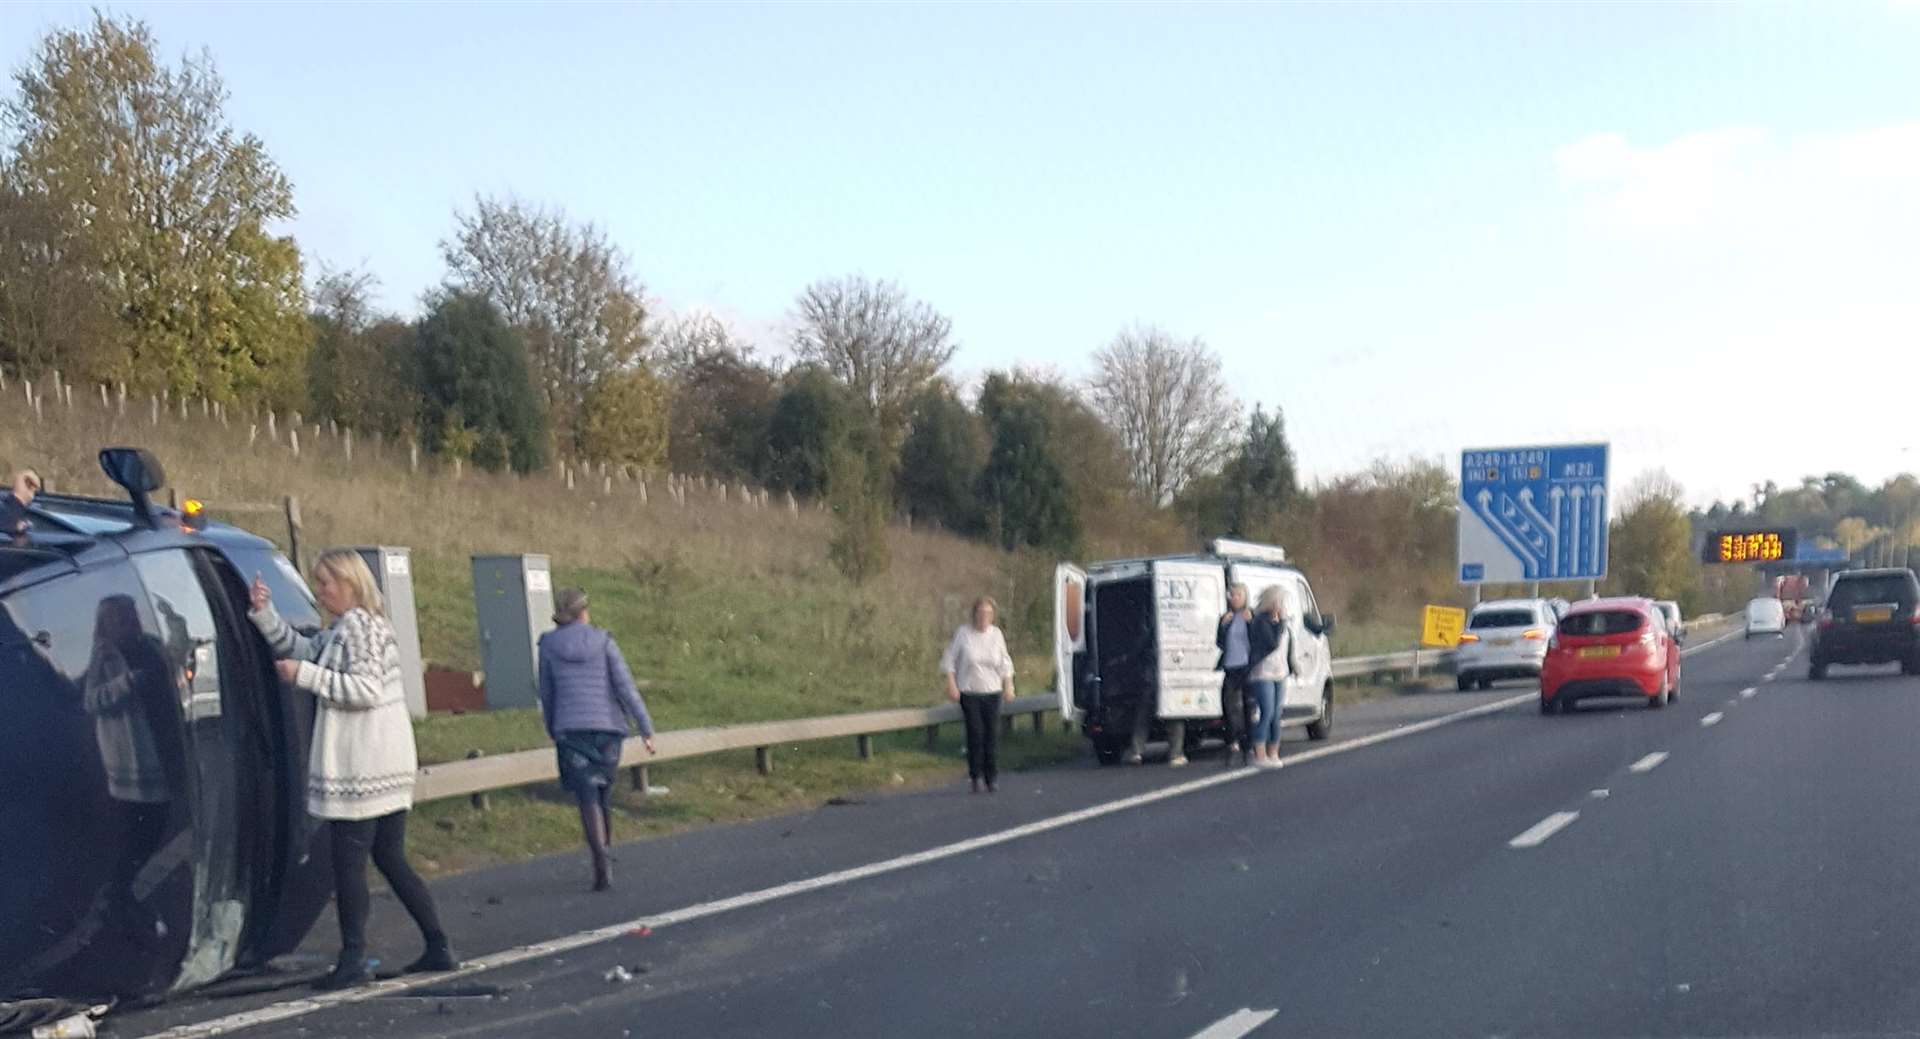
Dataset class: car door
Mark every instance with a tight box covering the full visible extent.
[1053,563,1086,720]
[1151,559,1226,719]
[1286,575,1331,713]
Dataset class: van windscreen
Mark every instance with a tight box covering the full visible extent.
[1470,609,1534,629]
[1558,611,1643,637]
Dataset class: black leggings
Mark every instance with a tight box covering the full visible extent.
[959,693,1002,783]
[330,812,445,956]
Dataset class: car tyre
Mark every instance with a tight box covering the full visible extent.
[1539,697,1557,715]
[1477,677,1494,691]
[1092,737,1126,766]
[1809,659,1827,681]
[1456,674,1472,692]
[1305,685,1333,741]
[1649,677,1669,709]
[1903,653,1920,677]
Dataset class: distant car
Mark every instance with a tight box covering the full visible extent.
[1454,599,1554,691]
[1654,600,1685,644]
[1809,568,1920,679]
[1540,597,1682,714]
[1548,598,1572,621]
[1745,597,1787,639]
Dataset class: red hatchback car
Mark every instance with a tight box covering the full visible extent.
[1540,597,1681,714]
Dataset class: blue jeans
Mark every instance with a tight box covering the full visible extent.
[1249,680,1281,746]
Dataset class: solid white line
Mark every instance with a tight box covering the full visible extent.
[1190,1008,1279,1039]
[1681,629,1741,657]
[146,692,1542,1038]
[1700,712,1723,727]
[1740,687,1756,699]
[1629,752,1668,773]
[1509,811,1580,849]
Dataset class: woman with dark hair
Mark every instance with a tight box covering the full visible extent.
[940,597,1016,793]
[251,549,455,990]
[538,588,656,892]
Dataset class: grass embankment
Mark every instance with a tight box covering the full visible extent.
[4,393,1435,875]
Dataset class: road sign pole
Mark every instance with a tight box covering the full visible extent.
[1528,581,1540,598]
[1471,584,1481,606]
[1584,579,1596,599]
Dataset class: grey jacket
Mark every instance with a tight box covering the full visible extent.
[537,621,654,739]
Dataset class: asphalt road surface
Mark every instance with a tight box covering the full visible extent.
[118,622,1920,1039]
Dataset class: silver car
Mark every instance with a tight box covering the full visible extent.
[1455,598,1556,691]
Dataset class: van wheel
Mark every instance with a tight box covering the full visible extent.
[1477,677,1494,691]
[1809,659,1827,681]
[1902,653,1919,676]
[1456,675,1472,692]
[1092,737,1125,766]
[1305,686,1333,741]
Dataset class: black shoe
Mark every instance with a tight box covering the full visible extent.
[985,780,997,794]
[969,778,981,794]
[404,943,458,974]
[314,955,373,991]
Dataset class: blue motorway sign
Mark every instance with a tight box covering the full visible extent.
[1795,545,1848,564]
[1458,443,1610,583]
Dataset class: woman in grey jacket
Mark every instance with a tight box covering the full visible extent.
[538,588,656,891]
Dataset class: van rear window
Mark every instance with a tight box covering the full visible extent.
[1558,611,1644,637]
[1829,575,1916,610]
[1470,610,1535,629]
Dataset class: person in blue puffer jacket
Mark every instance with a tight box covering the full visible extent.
[538,587,655,891]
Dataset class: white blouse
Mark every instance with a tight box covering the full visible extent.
[940,624,1015,694]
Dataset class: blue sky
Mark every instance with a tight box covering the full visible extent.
[4,2,1917,506]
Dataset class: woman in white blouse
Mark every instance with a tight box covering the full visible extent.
[940,597,1016,794]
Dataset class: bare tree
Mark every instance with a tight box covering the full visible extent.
[790,275,955,435]
[1087,325,1240,505]
[654,310,756,379]
[442,195,650,457]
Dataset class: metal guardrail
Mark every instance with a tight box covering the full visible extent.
[416,644,1455,804]
[418,614,1744,806]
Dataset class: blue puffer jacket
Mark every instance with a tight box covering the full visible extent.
[537,622,654,739]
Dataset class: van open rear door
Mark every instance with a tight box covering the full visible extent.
[1054,563,1086,719]
[1153,559,1226,718]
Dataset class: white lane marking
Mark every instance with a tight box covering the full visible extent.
[1761,673,1776,683]
[1590,788,1610,799]
[1700,712,1723,727]
[1681,629,1741,657]
[148,692,1542,1038]
[1190,1008,1279,1039]
[1509,811,1580,849]
[1740,687,1756,699]
[1629,752,1668,773]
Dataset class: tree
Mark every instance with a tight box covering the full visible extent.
[1833,516,1883,558]
[790,275,956,438]
[666,348,779,482]
[0,180,116,380]
[411,294,547,473]
[978,374,1080,554]
[442,195,651,459]
[827,423,893,584]
[1608,470,1699,609]
[306,267,414,436]
[2,12,308,405]
[1087,325,1240,505]
[764,366,857,496]
[1180,405,1298,537]
[578,367,670,468]
[896,382,986,533]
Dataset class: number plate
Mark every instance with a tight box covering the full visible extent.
[1490,637,1514,647]
[1855,607,1893,624]
[1578,646,1621,659]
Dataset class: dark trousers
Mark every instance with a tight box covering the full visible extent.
[959,693,1002,783]
[330,811,446,958]
[1219,666,1252,752]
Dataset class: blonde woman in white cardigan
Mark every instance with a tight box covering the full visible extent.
[250,549,455,991]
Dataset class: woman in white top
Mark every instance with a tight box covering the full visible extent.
[940,597,1016,794]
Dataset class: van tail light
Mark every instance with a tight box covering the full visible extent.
[1457,633,1480,645]
[1521,628,1547,641]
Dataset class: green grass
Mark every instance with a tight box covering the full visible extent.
[406,723,1084,875]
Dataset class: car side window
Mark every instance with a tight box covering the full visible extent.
[1295,578,1321,628]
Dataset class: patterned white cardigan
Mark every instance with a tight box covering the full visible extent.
[250,603,417,820]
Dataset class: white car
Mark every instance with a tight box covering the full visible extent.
[1745,596,1786,638]
[1455,598,1555,691]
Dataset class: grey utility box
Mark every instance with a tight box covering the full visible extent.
[471,554,556,711]
[354,546,428,719]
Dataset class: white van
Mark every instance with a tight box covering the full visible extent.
[1054,538,1337,764]
[1745,596,1786,638]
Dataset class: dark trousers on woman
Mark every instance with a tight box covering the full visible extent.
[330,811,447,962]
[1219,666,1252,755]
[959,692,1002,785]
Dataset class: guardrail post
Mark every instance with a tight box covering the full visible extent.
[1411,645,1422,681]
[856,734,874,760]
[466,749,489,811]
[755,746,773,774]
[1031,710,1043,734]
[1001,713,1014,736]
[630,765,649,794]
[925,724,939,749]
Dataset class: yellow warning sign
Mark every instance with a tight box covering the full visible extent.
[1421,604,1467,648]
